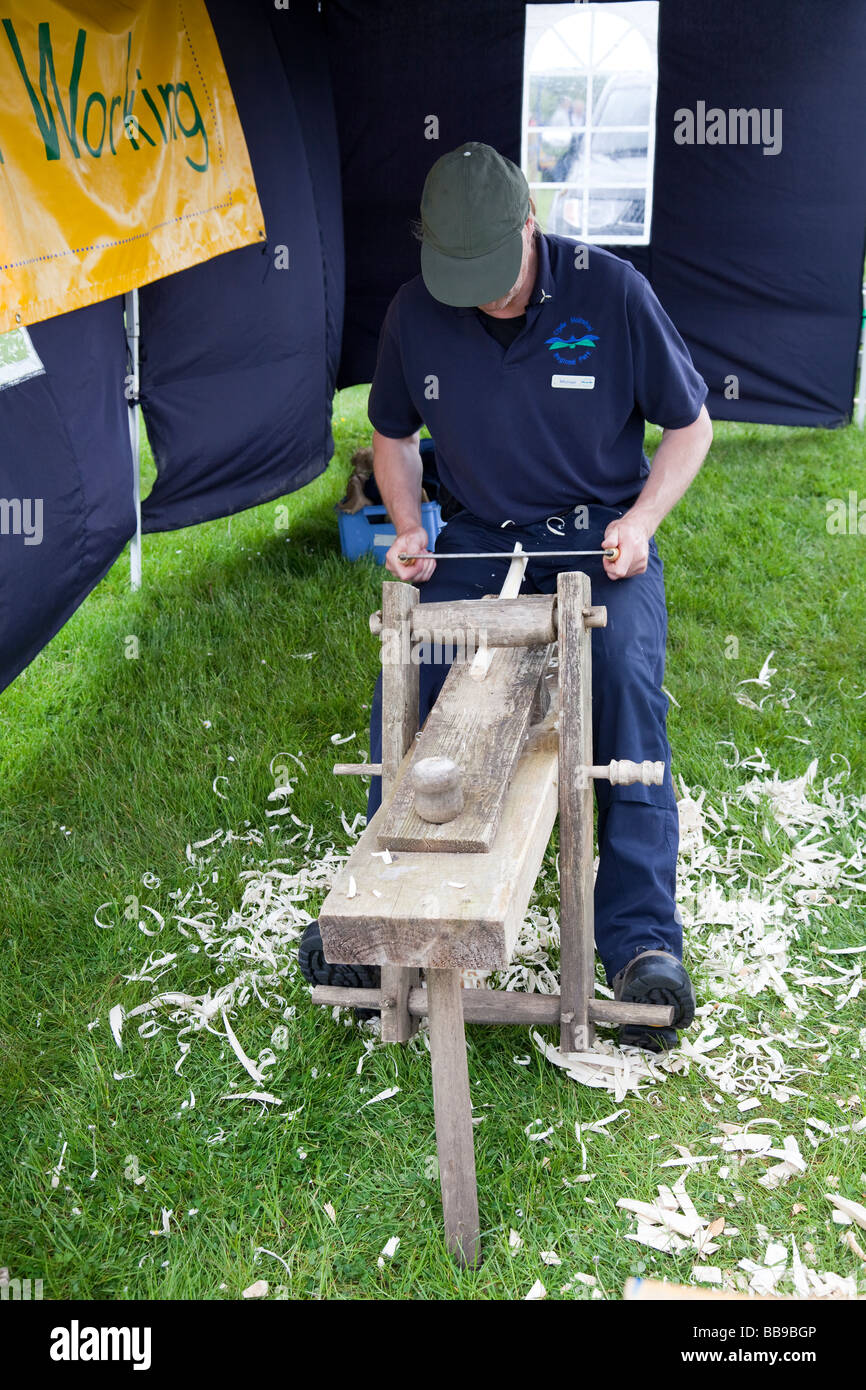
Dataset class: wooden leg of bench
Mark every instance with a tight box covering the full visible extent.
[426,968,481,1268]
[378,582,421,1043]
[379,965,420,1042]
[557,570,596,1053]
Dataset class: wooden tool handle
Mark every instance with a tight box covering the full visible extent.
[586,759,665,786]
[603,546,620,561]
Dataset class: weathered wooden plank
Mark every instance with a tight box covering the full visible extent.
[427,968,480,1268]
[376,643,551,853]
[379,581,420,1043]
[557,570,596,1053]
[319,703,559,969]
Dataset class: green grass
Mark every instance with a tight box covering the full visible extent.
[0,394,864,1300]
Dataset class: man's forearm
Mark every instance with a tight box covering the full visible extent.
[372,429,424,533]
[627,405,713,536]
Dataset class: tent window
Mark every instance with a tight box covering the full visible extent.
[522,2,659,245]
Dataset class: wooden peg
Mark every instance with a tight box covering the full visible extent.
[411,756,464,823]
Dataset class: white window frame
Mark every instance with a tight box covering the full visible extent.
[522,2,659,245]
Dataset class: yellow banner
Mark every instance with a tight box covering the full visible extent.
[0,1,264,333]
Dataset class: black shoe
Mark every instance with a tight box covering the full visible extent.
[298,920,381,1019]
[613,949,696,1052]
[618,1024,679,1053]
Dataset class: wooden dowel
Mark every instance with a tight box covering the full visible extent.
[333,763,382,776]
[585,759,665,787]
[370,598,605,642]
[421,989,560,1024]
[312,985,385,1010]
[371,596,557,646]
[311,986,673,1028]
[590,999,674,1026]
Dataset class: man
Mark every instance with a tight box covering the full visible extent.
[300,142,713,1050]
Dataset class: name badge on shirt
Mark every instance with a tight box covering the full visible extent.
[551,374,595,389]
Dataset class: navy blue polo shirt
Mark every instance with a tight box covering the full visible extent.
[367,234,708,525]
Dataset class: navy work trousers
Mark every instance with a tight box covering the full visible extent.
[366,507,681,983]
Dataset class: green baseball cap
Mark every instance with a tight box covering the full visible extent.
[420,142,530,307]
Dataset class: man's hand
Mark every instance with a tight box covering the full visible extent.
[385,525,437,582]
[602,514,650,580]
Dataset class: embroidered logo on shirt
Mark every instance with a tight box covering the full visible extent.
[545,316,598,366]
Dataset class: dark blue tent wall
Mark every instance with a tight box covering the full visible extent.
[328,0,866,426]
[0,0,344,694]
[0,298,135,692]
[139,0,344,530]
[2,0,865,695]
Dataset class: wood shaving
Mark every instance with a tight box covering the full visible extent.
[220,1091,282,1105]
[844,1230,866,1262]
[826,1194,866,1231]
[358,1087,400,1110]
[242,1279,269,1299]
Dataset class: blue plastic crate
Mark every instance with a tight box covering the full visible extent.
[337,502,444,564]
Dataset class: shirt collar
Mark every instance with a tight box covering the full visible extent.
[451,232,555,317]
[526,232,554,308]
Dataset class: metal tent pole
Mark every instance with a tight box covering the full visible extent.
[856,281,866,430]
[125,288,142,590]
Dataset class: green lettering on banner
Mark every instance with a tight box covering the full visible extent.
[82,89,107,156]
[2,18,85,160]
[0,19,210,173]
[174,82,209,171]
[108,94,122,154]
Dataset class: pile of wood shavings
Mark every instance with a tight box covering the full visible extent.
[100,794,366,1089]
[101,743,866,1113]
[616,1183,862,1299]
[497,752,866,1103]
